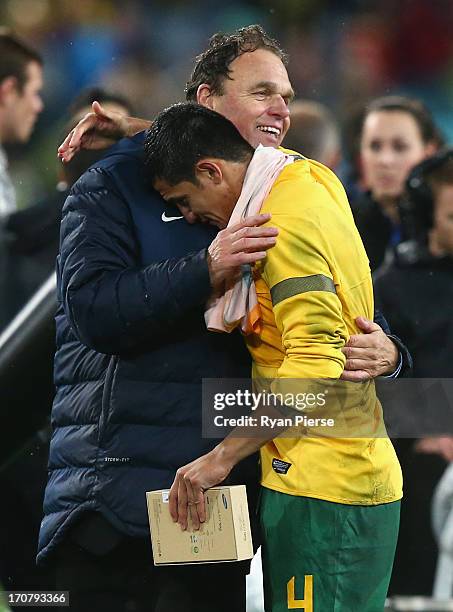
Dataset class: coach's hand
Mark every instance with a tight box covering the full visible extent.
[169,446,234,531]
[341,317,399,381]
[58,101,151,162]
[207,213,278,289]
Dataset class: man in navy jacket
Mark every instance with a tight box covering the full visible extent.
[43,25,410,612]
[40,131,266,611]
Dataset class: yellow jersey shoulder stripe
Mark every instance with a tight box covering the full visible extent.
[270,274,336,307]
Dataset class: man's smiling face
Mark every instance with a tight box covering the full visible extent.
[200,48,293,149]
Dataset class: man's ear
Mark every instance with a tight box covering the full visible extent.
[197,84,214,109]
[195,160,223,184]
[0,76,19,104]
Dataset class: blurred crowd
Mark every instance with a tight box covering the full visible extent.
[1,0,453,209]
[0,0,453,606]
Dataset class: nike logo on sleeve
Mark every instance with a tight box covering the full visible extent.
[161,212,184,222]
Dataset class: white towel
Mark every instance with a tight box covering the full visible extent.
[205,145,295,334]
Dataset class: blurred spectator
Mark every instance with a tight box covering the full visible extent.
[0,87,132,332]
[375,147,453,375]
[432,462,453,599]
[67,87,134,129]
[350,96,442,271]
[62,87,134,187]
[0,28,43,218]
[374,149,453,595]
[0,86,133,597]
[283,99,340,169]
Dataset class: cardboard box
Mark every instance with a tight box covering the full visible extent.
[146,485,253,565]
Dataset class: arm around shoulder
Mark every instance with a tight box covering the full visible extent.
[59,168,212,354]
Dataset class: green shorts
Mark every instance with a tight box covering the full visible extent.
[260,488,400,612]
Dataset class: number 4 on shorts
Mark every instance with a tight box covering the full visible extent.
[287,575,313,610]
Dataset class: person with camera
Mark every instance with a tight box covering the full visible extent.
[374,148,453,595]
[350,96,442,271]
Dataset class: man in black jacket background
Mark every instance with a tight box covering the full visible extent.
[0,88,133,333]
[375,149,453,595]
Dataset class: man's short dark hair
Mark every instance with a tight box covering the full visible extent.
[144,103,253,186]
[0,28,42,91]
[185,24,288,102]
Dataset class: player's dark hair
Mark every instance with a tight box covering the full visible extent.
[185,24,288,102]
[144,103,253,186]
[0,28,42,91]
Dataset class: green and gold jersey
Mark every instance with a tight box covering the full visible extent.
[246,156,402,505]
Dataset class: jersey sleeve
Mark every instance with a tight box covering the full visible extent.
[261,178,348,380]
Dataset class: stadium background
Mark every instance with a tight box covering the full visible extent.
[1,0,453,209]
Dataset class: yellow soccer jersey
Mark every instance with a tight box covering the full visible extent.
[247,157,402,505]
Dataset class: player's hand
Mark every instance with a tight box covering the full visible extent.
[168,447,234,531]
[340,316,399,381]
[207,214,278,289]
[58,101,149,163]
[415,436,453,462]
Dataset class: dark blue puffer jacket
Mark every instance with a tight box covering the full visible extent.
[37,134,253,564]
